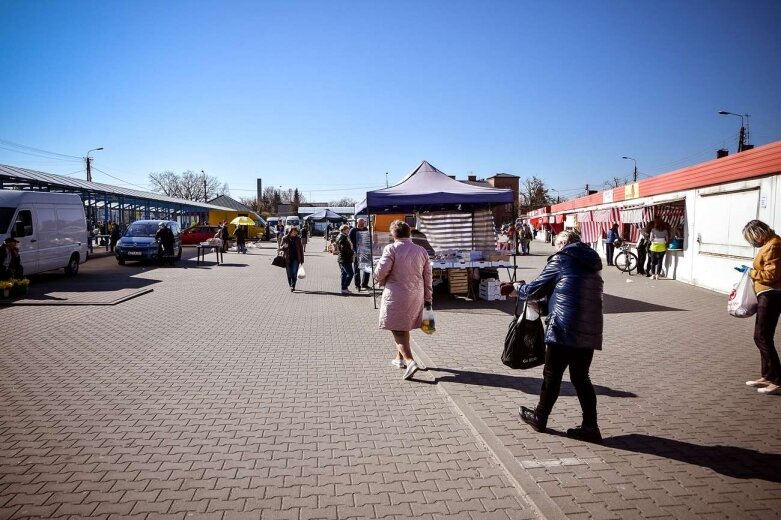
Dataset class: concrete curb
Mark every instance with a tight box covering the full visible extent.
[413,339,566,520]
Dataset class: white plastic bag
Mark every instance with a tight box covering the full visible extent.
[297,265,306,279]
[524,301,540,321]
[421,308,436,335]
[728,270,757,318]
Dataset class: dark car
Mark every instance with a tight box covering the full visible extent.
[115,220,182,265]
[181,224,220,245]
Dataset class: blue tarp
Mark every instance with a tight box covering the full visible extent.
[355,161,514,213]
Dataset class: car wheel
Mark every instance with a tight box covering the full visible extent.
[117,257,125,265]
[65,253,80,275]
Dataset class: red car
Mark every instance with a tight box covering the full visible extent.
[181,225,220,245]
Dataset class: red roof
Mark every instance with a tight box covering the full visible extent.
[552,140,781,213]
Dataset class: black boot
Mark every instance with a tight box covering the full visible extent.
[519,406,547,433]
[566,425,603,444]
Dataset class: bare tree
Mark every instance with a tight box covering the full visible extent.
[238,197,260,213]
[148,170,229,202]
[602,176,626,190]
[518,176,554,214]
[329,197,356,207]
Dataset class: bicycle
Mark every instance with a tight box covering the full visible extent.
[613,239,638,274]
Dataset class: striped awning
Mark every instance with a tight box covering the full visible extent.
[417,208,496,253]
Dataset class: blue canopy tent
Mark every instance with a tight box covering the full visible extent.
[355,160,514,214]
[357,161,516,307]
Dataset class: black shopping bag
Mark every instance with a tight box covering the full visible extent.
[501,300,546,369]
[272,251,286,268]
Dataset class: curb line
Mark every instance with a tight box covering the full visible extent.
[413,340,566,520]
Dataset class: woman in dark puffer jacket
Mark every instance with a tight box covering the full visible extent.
[508,229,604,443]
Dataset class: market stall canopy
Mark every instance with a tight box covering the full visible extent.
[303,209,348,222]
[355,160,514,213]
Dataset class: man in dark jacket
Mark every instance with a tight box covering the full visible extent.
[336,224,354,295]
[505,230,604,443]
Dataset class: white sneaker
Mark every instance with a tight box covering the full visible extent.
[403,360,419,380]
[391,359,406,369]
[758,383,781,395]
[746,378,770,387]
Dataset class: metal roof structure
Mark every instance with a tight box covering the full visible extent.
[0,163,233,211]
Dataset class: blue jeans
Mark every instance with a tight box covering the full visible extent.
[287,260,300,288]
[521,239,530,255]
[340,262,354,290]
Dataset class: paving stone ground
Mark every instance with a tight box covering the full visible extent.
[1,238,780,519]
[0,241,532,520]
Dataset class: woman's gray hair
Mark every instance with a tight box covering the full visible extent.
[389,220,411,238]
[743,219,774,247]
[554,230,581,248]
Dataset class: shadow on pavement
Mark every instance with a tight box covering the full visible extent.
[426,367,638,398]
[603,434,781,483]
[431,295,517,316]
[604,293,686,314]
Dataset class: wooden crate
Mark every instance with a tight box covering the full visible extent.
[447,268,469,294]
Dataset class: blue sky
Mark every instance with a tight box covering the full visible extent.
[1,0,779,202]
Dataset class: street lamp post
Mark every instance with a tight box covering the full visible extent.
[718,110,750,152]
[85,147,103,182]
[621,156,637,183]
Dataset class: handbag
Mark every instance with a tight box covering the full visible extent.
[271,251,286,268]
[501,299,546,369]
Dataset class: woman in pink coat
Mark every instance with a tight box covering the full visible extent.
[374,220,433,380]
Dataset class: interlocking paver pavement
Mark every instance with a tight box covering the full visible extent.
[415,241,781,518]
[2,238,781,519]
[0,242,532,519]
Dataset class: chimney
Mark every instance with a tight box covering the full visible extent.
[716,149,729,159]
[448,175,456,179]
[468,175,477,182]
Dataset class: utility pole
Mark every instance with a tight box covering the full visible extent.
[85,147,103,182]
[385,172,389,188]
[202,170,207,202]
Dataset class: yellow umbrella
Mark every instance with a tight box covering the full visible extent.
[230,216,255,226]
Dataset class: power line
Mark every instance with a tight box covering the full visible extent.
[0,143,83,162]
[0,138,83,160]
[90,167,150,190]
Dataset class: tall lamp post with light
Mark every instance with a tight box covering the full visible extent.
[85,147,103,182]
[621,156,637,183]
[718,110,751,152]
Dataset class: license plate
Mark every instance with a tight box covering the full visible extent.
[127,251,143,256]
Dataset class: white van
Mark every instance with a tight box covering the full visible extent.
[0,191,89,276]
[284,216,301,232]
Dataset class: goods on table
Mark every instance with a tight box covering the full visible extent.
[431,249,512,268]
